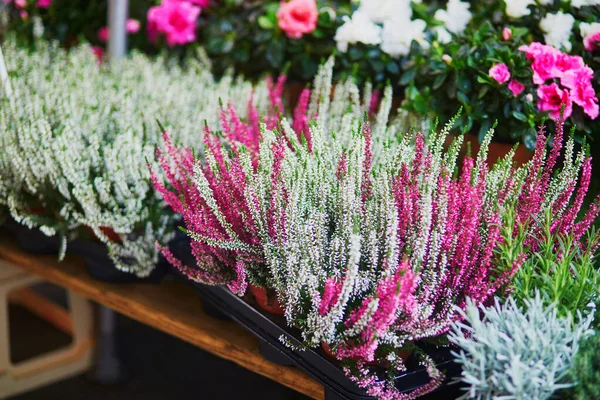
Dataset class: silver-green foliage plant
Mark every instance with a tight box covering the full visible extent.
[0,38,269,276]
[449,294,594,400]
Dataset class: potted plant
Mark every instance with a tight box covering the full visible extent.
[0,37,271,279]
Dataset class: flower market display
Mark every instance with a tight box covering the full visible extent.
[4,1,599,149]
[0,37,271,276]
[154,55,600,396]
[2,1,600,400]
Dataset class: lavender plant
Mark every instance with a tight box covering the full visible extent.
[449,294,594,400]
[0,38,269,276]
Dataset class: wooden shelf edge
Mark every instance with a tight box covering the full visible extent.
[0,234,324,400]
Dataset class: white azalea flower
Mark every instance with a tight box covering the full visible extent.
[358,0,413,24]
[504,0,535,18]
[334,10,382,53]
[540,11,575,51]
[381,17,428,57]
[434,0,472,34]
[580,22,600,38]
[434,26,452,44]
[571,0,600,7]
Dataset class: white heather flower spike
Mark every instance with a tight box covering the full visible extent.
[0,38,270,276]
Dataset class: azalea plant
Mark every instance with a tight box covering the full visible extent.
[0,38,270,276]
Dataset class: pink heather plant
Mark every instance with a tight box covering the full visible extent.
[277,0,318,39]
[147,0,201,47]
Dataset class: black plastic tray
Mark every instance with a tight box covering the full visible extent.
[194,283,461,400]
[165,228,463,399]
[3,221,166,284]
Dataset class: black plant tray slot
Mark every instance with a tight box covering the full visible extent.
[2,221,166,284]
[4,220,61,255]
[70,239,167,284]
[194,283,461,400]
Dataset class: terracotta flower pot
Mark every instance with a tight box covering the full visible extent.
[444,133,532,167]
[85,226,121,243]
[249,284,286,316]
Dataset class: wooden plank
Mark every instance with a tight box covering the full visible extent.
[0,233,324,400]
[9,288,74,335]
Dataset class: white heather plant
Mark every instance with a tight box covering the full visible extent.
[0,38,269,276]
[449,294,594,400]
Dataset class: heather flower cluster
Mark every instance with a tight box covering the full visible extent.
[520,42,599,120]
[156,60,600,395]
[0,38,270,276]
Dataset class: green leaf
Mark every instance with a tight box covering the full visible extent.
[512,110,528,122]
[400,68,417,85]
[433,73,447,90]
[258,16,274,30]
[457,91,469,106]
[265,42,285,68]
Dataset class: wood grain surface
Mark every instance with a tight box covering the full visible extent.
[0,233,324,399]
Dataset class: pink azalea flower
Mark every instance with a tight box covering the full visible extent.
[508,80,525,97]
[502,27,512,41]
[36,0,51,8]
[277,0,318,39]
[584,31,600,51]
[561,67,599,119]
[552,53,585,78]
[126,19,140,34]
[97,27,109,43]
[14,0,26,8]
[489,63,511,84]
[187,0,210,7]
[147,1,201,47]
[537,83,573,120]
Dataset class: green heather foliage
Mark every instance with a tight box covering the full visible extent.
[568,332,600,400]
[510,210,600,320]
[449,294,594,400]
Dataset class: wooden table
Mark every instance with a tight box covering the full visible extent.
[0,234,324,399]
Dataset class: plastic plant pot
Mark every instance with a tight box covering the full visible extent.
[249,284,285,316]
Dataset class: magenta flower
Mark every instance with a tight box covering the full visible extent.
[126,19,140,34]
[147,0,201,47]
[502,27,511,41]
[489,63,511,84]
[584,30,600,51]
[537,83,572,120]
[277,0,318,39]
[561,67,599,119]
[36,0,51,8]
[97,27,109,43]
[508,80,525,97]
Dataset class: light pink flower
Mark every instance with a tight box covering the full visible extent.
[584,31,600,51]
[277,0,318,39]
[126,19,140,34]
[36,0,51,8]
[15,0,25,8]
[147,1,201,47]
[537,83,573,120]
[502,27,512,41]
[561,67,599,119]
[508,80,525,97]
[97,27,109,43]
[489,63,511,84]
